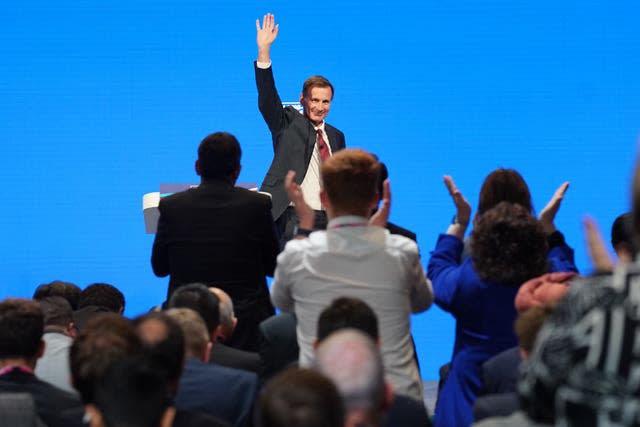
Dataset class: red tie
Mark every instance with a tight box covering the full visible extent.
[316,129,330,162]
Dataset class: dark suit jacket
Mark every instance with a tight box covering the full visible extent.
[151,178,280,351]
[175,358,259,427]
[258,312,299,383]
[209,342,260,374]
[254,63,346,221]
[0,368,85,427]
[479,346,522,395]
[382,394,433,427]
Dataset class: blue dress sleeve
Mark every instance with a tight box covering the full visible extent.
[427,233,465,312]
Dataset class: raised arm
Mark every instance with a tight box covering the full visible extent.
[256,13,279,64]
[538,181,570,234]
[443,175,471,240]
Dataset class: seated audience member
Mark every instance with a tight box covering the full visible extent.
[314,329,392,427]
[271,149,433,402]
[74,282,126,331]
[134,312,231,427]
[428,171,577,427]
[209,287,260,373]
[151,131,280,352]
[473,303,558,421]
[87,355,168,427]
[167,308,259,427]
[255,367,344,427]
[315,297,432,427]
[69,313,142,406]
[33,280,81,309]
[0,298,85,427]
[169,283,258,375]
[34,296,77,393]
[258,312,299,382]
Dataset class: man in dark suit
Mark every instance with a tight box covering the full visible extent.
[255,14,346,244]
[0,298,85,427]
[151,132,280,351]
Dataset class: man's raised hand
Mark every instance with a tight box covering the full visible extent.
[256,13,279,61]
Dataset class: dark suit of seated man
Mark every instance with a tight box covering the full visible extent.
[0,299,85,427]
[167,308,259,427]
[152,132,280,352]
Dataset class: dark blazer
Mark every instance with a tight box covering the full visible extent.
[175,357,259,427]
[254,62,346,221]
[151,178,280,351]
[209,342,260,374]
[382,394,433,427]
[258,312,299,383]
[0,368,85,427]
[479,346,522,395]
[473,392,521,421]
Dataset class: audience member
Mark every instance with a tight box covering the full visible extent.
[152,131,280,352]
[208,287,260,373]
[69,313,142,405]
[611,211,635,263]
[0,298,84,427]
[77,282,125,313]
[271,149,433,402]
[33,280,81,309]
[167,307,259,427]
[428,170,577,427]
[87,355,168,427]
[134,312,231,427]
[255,367,344,427]
[34,296,77,393]
[315,297,432,427]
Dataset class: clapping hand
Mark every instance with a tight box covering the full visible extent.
[539,182,570,234]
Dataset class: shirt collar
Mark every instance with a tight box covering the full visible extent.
[328,216,368,229]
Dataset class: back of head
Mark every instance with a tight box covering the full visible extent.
[39,296,74,328]
[134,312,185,390]
[314,329,385,415]
[165,308,210,359]
[78,283,125,313]
[93,355,167,427]
[33,280,81,310]
[210,287,235,340]
[70,313,141,403]
[321,149,381,215]
[477,168,533,216]
[257,367,344,427]
[0,299,43,360]
[197,132,241,181]
[316,297,379,343]
[611,212,636,259]
[471,201,548,286]
[168,283,220,337]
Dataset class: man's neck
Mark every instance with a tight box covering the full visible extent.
[0,358,35,371]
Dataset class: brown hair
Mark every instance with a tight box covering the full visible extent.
[302,75,334,99]
[321,149,381,215]
[477,168,533,216]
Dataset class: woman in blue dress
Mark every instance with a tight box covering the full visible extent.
[428,169,577,427]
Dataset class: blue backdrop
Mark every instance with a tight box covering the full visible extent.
[1,0,639,379]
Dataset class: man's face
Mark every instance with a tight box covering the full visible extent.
[300,86,333,125]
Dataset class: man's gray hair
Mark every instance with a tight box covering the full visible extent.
[209,287,234,331]
[313,329,385,412]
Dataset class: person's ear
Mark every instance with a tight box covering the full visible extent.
[312,338,319,351]
[381,381,395,411]
[85,404,105,427]
[202,341,213,363]
[195,159,202,176]
[36,340,45,359]
[320,189,329,209]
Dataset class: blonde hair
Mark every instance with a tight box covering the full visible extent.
[166,308,209,357]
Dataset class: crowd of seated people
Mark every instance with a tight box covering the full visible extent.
[3,134,640,427]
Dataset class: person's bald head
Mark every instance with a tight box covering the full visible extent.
[208,287,237,341]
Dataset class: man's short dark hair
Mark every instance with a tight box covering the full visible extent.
[39,296,74,327]
[302,75,334,100]
[471,202,548,286]
[316,297,379,343]
[94,355,167,427]
[70,313,142,403]
[197,132,242,180]
[611,212,635,251]
[0,299,43,360]
[33,280,81,310]
[78,283,125,313]
[133,312,185,388]
[256,368,344,427]
[168,283,220,335]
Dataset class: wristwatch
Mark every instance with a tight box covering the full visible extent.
[294,226,313,237]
